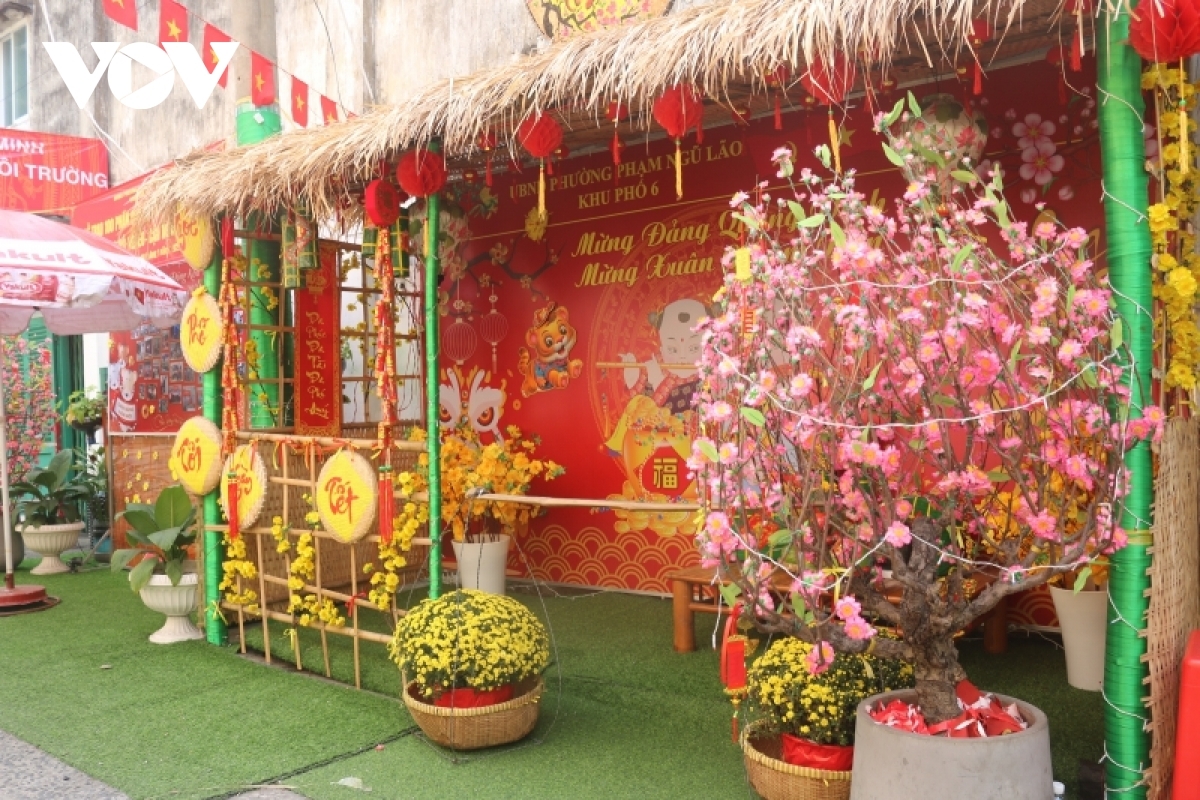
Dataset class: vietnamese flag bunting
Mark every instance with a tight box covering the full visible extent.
[320,95,338,125]
[103,0,138,31]
[202,23,232,89]
[291,76,309,127]
[159,0,188,44]
[250,51,276,106]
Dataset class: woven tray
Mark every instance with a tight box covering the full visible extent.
[741,721,853,800]
[403,676,543,750]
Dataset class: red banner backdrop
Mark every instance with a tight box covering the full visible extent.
[1,130,109,213]
[433,57,1105,594]
[294,243,342,436]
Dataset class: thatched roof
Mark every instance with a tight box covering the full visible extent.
[138,0,1075,225]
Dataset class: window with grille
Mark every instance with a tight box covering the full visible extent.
[1,25,28,127]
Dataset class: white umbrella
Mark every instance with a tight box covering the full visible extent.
[0,209,188,607]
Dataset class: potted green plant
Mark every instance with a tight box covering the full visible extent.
[741,638,914,800]
[111,484,202,644]
[11,450,97,575]
[388,589,550,749]
[64,386,105,436]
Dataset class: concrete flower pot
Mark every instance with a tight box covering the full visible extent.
[139,573,203,644]
[1049,585,1107,691]
[849,689,1053,800]
[22,522,84,575]
[453,535,510,595]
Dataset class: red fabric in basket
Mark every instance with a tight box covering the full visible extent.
[780,733,855,771]
[433,684,514,708]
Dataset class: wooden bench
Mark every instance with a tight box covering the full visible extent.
[666,565,1010,654]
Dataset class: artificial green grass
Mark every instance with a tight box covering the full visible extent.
[0,565,1103,800]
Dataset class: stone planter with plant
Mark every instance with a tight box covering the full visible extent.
[11,450,98,575]
[111,484,201,643]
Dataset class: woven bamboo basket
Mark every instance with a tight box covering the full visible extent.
[741,721,852,800]
[403,676,543,750]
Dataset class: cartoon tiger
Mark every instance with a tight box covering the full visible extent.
[516,302,583,397]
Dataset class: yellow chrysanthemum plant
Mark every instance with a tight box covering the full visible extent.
[396,424,564,543]
[388,589,550,706]
[1142,63,1200,402]
[745,637,914,766]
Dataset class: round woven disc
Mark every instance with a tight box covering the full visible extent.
[180,291,222,374]
[220,446,269,531]
[170,417,223,496]
[315,450,378,543]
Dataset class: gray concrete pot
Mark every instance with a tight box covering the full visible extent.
[849,689,1053,800]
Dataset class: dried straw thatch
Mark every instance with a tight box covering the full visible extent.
[137,0,1070,224]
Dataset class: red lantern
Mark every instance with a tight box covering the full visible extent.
[397,148,446,198]
[479,294,509,373]
[1129,0,1200,63]
[765,65,790,130]
[967,20,992,96]
[478,130,497,187]
[801,56,857,173]
[518,113,563,216]
[364,179,399,227]
[653,84,704,199]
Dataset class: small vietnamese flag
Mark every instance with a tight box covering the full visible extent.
[320,95,338,125]
[291,76,308,127]
[202,23,232,89]
[250,51,276,106]
[103,0,138,31]
[159,0,188,45]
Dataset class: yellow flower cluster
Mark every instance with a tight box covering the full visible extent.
[218,532,260,616]
[389,589,550,698]
[367,506,421,610]
[746,638,914,746]
[1143,65,1200,392]
[395,425,563,543]
[277,499,346,628]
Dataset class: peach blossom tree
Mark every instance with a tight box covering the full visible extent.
[692,100,1161,723]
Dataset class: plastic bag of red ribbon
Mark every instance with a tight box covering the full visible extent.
[780,733,855,770]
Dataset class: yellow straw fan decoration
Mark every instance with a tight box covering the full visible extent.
[219,446,268,532]
[179,213,215,271]
[180,288,222,373]
[315,450,378,544]
[169,416,223,496]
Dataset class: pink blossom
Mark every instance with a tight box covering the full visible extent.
[1027,511,1059,540]
[884,521,912,547]
[1057,339,1084,365]
[1013,113,1056,149]
[834,596,862,621]
[805,641,835,675]
[1020,142,1065,186]
[843,616,877,640]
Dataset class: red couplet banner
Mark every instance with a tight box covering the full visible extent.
[1,129,109,213]
[433,58,1106,594]
[294,243,342,436]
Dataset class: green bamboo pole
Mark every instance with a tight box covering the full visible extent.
[426,142,443,600]
[202,240,226,645]
[1097,6,1154,797]
[236,103,284,429]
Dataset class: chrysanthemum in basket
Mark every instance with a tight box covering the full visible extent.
[746,637,914,770]
[389,589,550,708]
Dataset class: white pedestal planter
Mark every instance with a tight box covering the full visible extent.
[1049,585,1108,691]
[22,522,84,575]
[851,690,1053,800]
[452,535,510,595]
[139,573,203,644]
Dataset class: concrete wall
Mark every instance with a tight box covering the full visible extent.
[21,0,701,182]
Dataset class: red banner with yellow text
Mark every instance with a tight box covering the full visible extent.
[1,129,108,213]
[294,243,342,436]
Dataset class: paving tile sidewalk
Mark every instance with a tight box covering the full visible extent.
[0,729,128,800]
[0,729,307,800]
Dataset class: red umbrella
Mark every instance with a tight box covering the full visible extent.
[0,209,187,609]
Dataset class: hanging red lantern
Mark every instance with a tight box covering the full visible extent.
[478,130,497,187]
[518,112,563,217]
[364,179,399,227]
[1129,0,1200,63]
[479,293,509,374]
[765,65,790,130]
[653,84,704,199]
[967,20,992,96]
[441,318,478,365]
[800,56,857,173]
[397,148,447,198]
